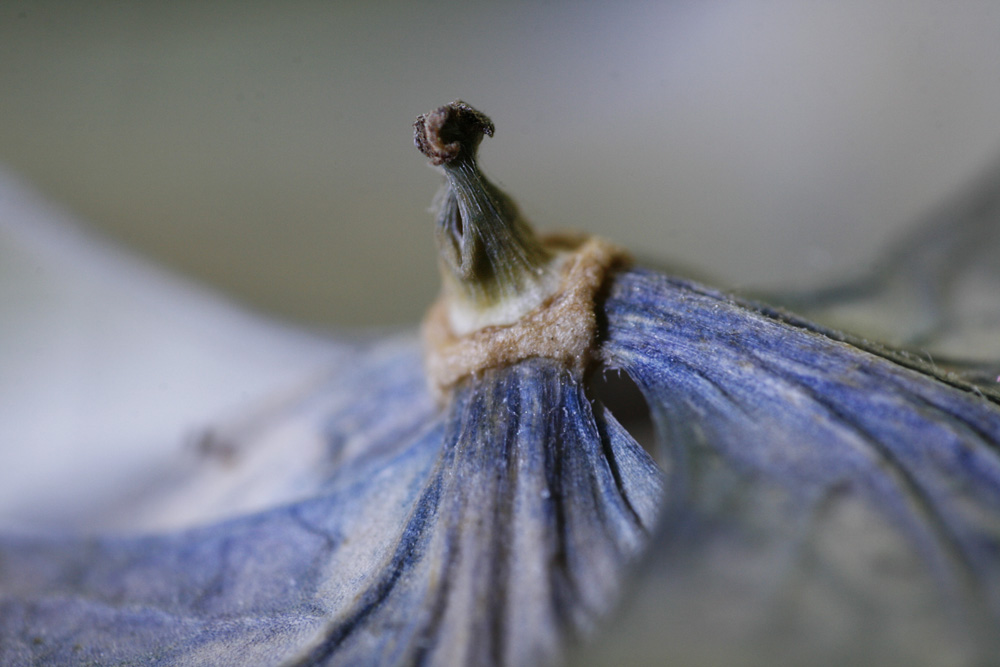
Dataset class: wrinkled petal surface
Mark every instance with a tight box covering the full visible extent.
[599,268,1000,661]
[0,347,664,666]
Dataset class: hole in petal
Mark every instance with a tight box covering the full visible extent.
[588,368,656,458]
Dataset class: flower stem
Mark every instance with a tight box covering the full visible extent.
[414,101,558,333]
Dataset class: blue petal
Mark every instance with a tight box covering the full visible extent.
[0,354,664,666]
[294,358,663,666]
[601,268,1000,626]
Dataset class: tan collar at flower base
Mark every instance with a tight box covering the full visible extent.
[414,101,631,400]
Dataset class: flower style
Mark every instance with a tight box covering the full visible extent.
[2,101,1000,666]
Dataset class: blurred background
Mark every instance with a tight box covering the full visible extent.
[3,1,1000,328]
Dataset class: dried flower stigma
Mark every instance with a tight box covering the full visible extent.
[415,101,630,397]
[413,100,494,166]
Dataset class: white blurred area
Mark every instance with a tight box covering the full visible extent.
[0,169,345,526]
[2,3,1000,520]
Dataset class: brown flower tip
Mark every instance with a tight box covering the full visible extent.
[413,100,495,166]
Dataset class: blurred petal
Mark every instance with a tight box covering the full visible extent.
[0,341,445,665]
[110,336,438,531]
[600,268,1000,657]
[769,158,1000,360]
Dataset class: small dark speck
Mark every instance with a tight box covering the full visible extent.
[191,430,239,465]
[32,636,44,645]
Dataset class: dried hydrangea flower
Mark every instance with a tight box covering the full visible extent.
[2,101,1000,666]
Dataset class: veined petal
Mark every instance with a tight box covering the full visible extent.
[292,358,664,666]
[0,355,664,666]
[600,268,1000,644]
[0,417,444,666]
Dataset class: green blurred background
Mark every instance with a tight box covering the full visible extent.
[3,1,1000,328]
